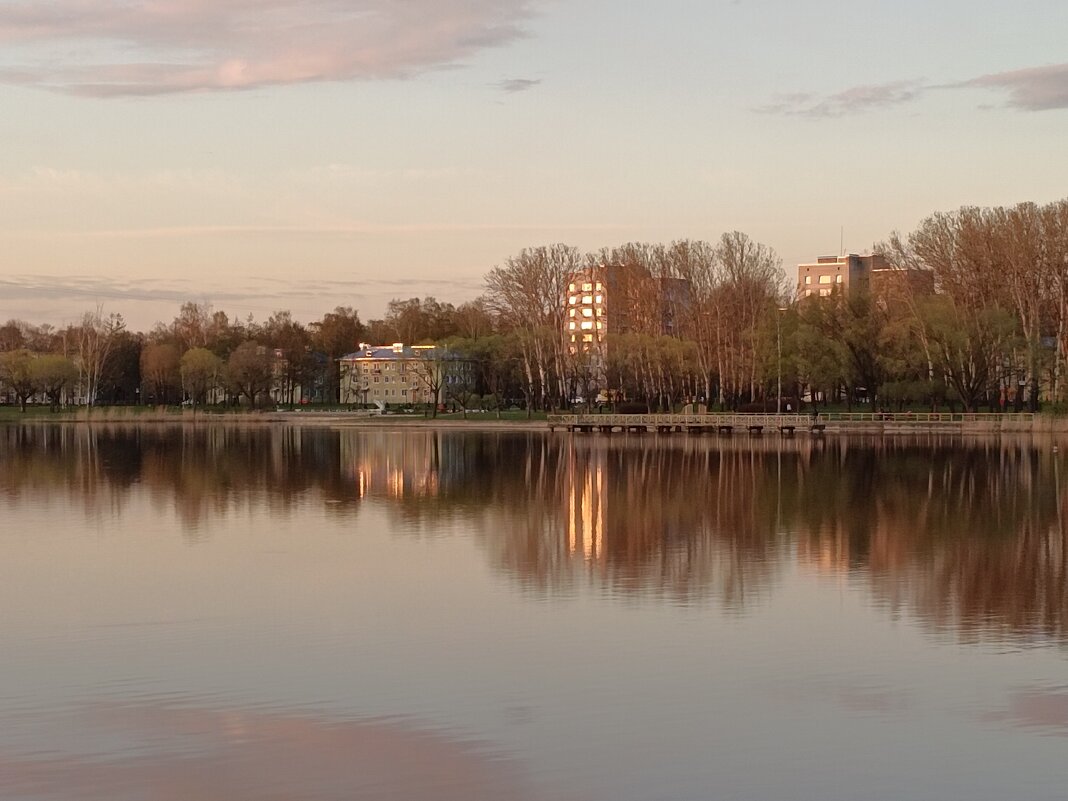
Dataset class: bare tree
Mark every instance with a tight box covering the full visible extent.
[485,244,582,410]
[408,346,447,417]
[225,342,273,407]
[74,307,126,406]
[141,343,181,404]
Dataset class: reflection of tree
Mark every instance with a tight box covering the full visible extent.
[790,438,1068,644]
[465,437,788,607]
[2,426,1066,643]
[0,425,362,533]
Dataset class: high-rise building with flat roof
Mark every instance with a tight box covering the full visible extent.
[565,263,691,353]
[797,254,883,298]
[797,253,933,301]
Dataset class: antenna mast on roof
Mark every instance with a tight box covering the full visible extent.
[840,226,844,257]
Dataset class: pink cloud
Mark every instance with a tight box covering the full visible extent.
[0,0,536,96]
[962,62,1068,111]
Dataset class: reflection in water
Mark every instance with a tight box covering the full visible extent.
[983,686,1068,736]
[1,425,1065,644]
[0,703,531,801]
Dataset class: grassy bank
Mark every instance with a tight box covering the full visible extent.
[0,404,550,425]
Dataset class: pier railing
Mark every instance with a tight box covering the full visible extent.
[547,411,1038,432]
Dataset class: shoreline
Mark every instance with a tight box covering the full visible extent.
[4,410,1068,435]
[0,411,551,431]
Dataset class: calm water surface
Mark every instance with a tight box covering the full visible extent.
[1,425,1066,801]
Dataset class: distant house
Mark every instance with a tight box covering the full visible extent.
[338,343,472,407]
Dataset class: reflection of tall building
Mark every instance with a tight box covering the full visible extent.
[340,432,441,500]
[566,451,605,561]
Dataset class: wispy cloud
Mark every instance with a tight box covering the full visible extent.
[957,62,1068,111]
[497,78,541,93]
[5,221,627,240]
[756,80,924,118]
[759,61,1068,118]
[0,274,491,328]
[0,0,537,96]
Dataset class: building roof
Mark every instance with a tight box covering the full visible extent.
[340,343,437,361]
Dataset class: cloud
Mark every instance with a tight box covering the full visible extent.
[758,62,1068,119]
[0,273,492,329]
[497,78,541,93]
[0,274,486,307]
[0,0,537,96]
[957,62,1068,111]
[756,80,924,118]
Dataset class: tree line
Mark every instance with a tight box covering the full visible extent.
[2,199,1067,412]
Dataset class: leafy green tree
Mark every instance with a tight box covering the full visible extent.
[794,297,849,406]
[180,348,224,408]
[30,355,77,411]
[918,296,1016,412]
[0,349,37,411]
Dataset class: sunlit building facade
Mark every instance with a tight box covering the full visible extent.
[565,263,691,354]
[338,343,443,407]
[797,253,934,302]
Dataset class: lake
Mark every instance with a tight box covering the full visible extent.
[1,424,1065,801]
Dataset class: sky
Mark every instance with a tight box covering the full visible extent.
[1,0,1067,330]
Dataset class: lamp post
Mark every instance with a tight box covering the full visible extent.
[776,307,786,416]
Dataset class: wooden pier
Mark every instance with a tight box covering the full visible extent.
[547,412,1038,435]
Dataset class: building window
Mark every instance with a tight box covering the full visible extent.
[596,322,603,330]
[819,288,832,297]
[568,296,578,305]
[582,334,594,342]
[582,296,592,304]
[594,295,603,303]
[595,282,602,291]
[569,309,576,318]
[569,322,577,330]
[805,290,813,297]
[818,275,832,284]
[582,308,593,317]
[836,274,843,284]
[582,283,593,291]
[595,308,603,316]
[580,321,594,330]
[805,276,812,285]
[569,283,576,291]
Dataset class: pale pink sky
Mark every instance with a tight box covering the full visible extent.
[2,0,1067,329]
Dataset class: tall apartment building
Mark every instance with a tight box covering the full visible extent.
[566,263,691,353]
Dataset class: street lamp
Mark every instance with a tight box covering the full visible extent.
[776,307,787,416]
